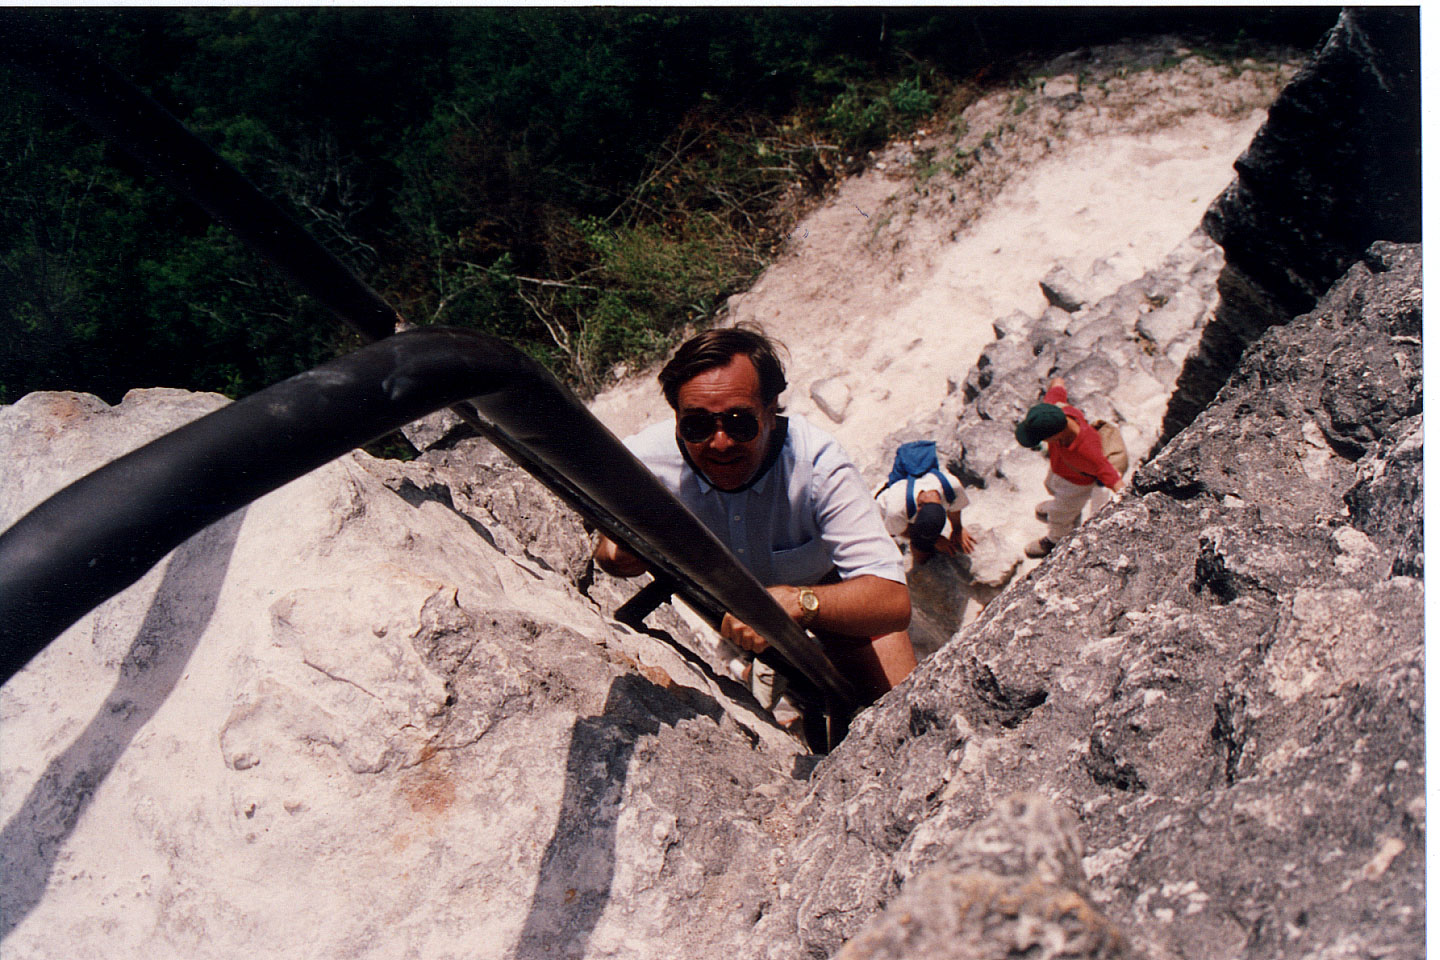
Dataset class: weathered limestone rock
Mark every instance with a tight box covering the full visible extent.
[753,243,1423,960]
[409,434,777,725]
[0,389,805,959]
[926,229,1223,592]
[1057,354,1119,407]
[1344,414,1422,577]
[1104,366,1167,430]
[1037,305,1073,336]
[837,795,1127,960]
[1040,265,1090,312]
[1135,286,1205,348]
[1137,244,1421,526]
[810,377,852,424]
[399,404,475,451]
[401,437,596,585]
[1062,316,1119,352]
[963,337,1046,402]
[1085,256,1125,299]
[953,527,1021,589]
[953,420,1017,489]
[991,309,1033,341]
[972,377,1031,427]
[1163,7,1420,441]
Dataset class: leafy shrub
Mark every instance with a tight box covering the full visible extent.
[825,86,892,150]
[6,8,1327,405]
[888,77,936,118]
[819,73,938,154]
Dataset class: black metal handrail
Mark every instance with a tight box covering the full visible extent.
[0,328,858,712]
[0,20,861,725]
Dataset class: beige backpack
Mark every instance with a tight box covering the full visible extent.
[1091,419,1129,478]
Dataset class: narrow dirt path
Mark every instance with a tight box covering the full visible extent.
[587,40,1300,639]
[590,43,1298,478]
[715,114,1263,472]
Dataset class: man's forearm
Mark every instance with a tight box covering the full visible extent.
[774,575,911,638]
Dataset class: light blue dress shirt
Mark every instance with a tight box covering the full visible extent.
[624,414,905,588]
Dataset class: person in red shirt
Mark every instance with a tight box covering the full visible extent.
[1014,377,1125,558]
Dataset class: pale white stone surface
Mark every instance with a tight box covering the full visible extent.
[0,390,790,959]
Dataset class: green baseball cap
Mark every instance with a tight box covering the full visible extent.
[1015,403,1067,449]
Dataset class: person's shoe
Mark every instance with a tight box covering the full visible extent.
[750,658,788,710]
[772,693,803,730]
[1025,537,1056,559]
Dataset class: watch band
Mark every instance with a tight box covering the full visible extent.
[797,587,820,627]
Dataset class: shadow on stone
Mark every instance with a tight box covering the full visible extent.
[0,509,246,941]
[510,672,705,959]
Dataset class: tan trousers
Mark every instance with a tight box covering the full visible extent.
[1039,470,1109,541]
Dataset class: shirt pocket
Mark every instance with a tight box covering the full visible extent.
[769,537,832,586]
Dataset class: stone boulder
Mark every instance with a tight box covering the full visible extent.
[749,243,1423,960]
[953,420,1017,489]
[963,337,1046,402]
[1135,286,1206,348]
[972,376,1032,427]
[952,527,1021,590]
[991,309,1033,341]
[1036,305,1073,337]
[810,377,852,424]
[836,794,1127,960]
[1163,7,1420,442]
[1040,265,1092,312]
[1056,354,1120,407]
[0,389,805,959]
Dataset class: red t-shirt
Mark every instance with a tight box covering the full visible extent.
[1043,385,1121,489]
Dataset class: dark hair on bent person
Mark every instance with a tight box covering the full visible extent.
[658,324,788,411]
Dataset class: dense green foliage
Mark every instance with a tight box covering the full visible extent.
[1,8,1335,404]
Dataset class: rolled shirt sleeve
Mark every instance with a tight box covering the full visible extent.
[806,433,908,585]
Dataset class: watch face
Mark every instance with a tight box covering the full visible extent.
[799,590,819,614]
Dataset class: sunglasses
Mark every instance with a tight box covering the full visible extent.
[677,409,761,444]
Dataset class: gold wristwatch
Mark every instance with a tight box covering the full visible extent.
[797,587,820,627]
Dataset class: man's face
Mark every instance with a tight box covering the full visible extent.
[674,353,776,492]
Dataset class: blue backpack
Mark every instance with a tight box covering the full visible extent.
[885,441,954,517]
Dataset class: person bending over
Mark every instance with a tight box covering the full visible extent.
[875,454,974,565]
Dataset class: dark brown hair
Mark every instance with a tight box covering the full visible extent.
[658,324,788,411]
